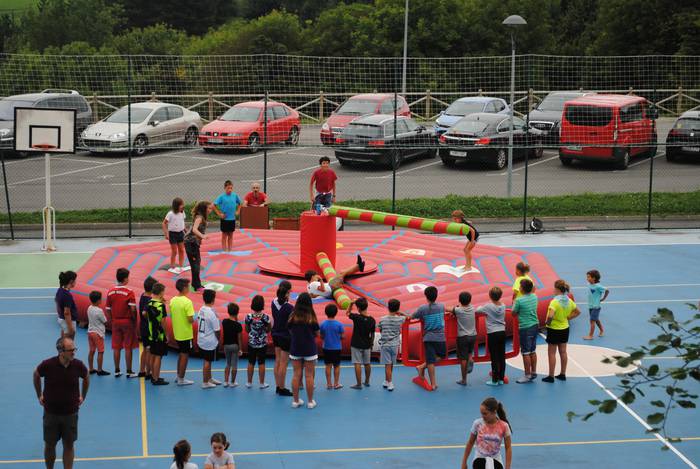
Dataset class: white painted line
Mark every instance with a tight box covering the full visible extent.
[0,296,53,299]
[497,155,559,175]
[365,160,442,179]
[56,157,113,166]
[628,152,664,168]
[498,241,700,248]
[0,286,55,289]
[246,160,339,183]
[604,299,698,305]
[572,283,700,290]
[0,312,54,316]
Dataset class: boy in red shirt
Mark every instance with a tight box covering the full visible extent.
[106,268,138,378]
[308,156,337,215]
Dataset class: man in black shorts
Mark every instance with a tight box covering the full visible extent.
[33,337,89,469]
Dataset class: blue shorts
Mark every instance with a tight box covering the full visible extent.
[589,307,601,321]
[518,324,538,355]
[423,341,446,364]
[314,193,333,214]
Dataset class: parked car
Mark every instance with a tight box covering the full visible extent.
[527,91,593,145]
[199,101,300,153]
[666,110,700,162]
[334,114,436,168]
[434,96,509,135]
[438,113,544,169]
[0,89,93,155]
[82,102,202,156]
[320,93,410,145]
[558,94,657,169]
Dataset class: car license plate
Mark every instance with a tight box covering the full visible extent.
[682,146,700,152]
[209,138,223,143]
[450,150,467,157]
[348,146,364,150]
[566,145,582,151]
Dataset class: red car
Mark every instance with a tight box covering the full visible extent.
[199,101,300,153]
[320,93,411,145]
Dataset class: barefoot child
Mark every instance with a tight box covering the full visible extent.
[583,269,609,340]
[197,289,221,389]
[450,291,476,386]
[320,304,344,389]
[451,210,479,272]
[87,291,109,376]
[305,255,365,299]
[378,299,406,391]
[163,197,186,272]
[222,303,242,387]
[347,297,375,389]
[309,156,337,214]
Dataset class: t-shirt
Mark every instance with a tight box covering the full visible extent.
[87,305,107,337]
[184,216,207,245]
[271,299,293,339]
[378,315,405,347]
[147,299,167,343]
[55,288,76,320]
[288,322,320,357]
[197,305,221,351]
[170,295,195,341]
[512,293,539,329]
[411,303,446,343]
[307,281,332,298]
[320,319,344,350]
[204,451,234,468]
[588,283,607,308]
[214,192,242,221]
[311,168,337,193]
[106,285,136,326]
[548,296,577,330]
[138,293,152,337]
[221,318,242,345]
[164,210,186,232]
[454,305,476,337]
[245,313,270,348]
[169,463,198,469]
[476,303,506,334]
[349,313,376,349]
[244,191,267,206]
[470,418,511,465]
[36,356,88,415]
[512,274,533,299]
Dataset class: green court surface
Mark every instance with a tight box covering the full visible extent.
[0,252,91,288]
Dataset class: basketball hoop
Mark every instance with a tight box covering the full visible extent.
[33,144,58,251]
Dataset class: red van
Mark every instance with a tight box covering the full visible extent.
[559,94,657,169]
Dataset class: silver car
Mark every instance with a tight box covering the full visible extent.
[82,102,202,156]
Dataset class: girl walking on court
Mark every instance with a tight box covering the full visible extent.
[204,432,235,469]
[452,210,479,272]
[461,397,512,469]
[184,201,213,292]
[287,292,320,409]
[163,197,187,273]
[542,280,581,382]
[171,439,198,469]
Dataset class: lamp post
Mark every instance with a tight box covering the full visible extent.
[401,0,409,95]
[502,14,526,198]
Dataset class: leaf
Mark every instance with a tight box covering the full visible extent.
[647,413,665,424]
[649,345,668,355]
[588,400,602,405]
[650,400,665,407]
[657,308,675,322]
[671,337,682,348]
[677,400,696,409]
[621,391,636,404]
[599,400,618,414]
[566,411,577,422]
[648,364,660,376]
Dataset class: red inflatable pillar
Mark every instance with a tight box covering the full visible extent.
[299,211,337,274]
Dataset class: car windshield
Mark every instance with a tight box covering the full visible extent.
[0,99,34,121]
[676,118,700,131]
[445,101,484,116]
[565,105,613,127]
[449,120,489,134]
[105,107,152,124]
[538,94,582,111]
[221,106,260,122]
[343,123,383,138]
[336,99,379,116]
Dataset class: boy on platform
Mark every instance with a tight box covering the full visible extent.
[308,156,337,214]
[213,180,241,252]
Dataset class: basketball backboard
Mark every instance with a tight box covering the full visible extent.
[13,107,76,153]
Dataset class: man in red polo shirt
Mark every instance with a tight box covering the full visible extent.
[308,156,337,215]
[106,267,138,378]
[243,182,268,207]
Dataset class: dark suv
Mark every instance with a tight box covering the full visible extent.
[527,91,594,146]
[0,89,93,155]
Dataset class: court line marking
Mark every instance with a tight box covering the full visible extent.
[0,296,53,299]
[497,154,560,175]
[628,152,664,169]
[1,436,698,464]
[0,251,96,255]
[365,160,443,179]
[495,240,700,248]
[243,159,339,183]
[572,283,700,289]
[604,299,699,305]
[139,344,149,457]
[0,312,54,316]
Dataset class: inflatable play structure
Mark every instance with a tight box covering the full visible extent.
[73,207,561,363]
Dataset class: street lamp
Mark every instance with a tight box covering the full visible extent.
[502,14,526,198]
[401,0,409,95]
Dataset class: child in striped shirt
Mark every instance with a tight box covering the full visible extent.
[378,299,407,391]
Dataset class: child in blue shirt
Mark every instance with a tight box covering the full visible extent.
[320,304,344,389]
[583,269,609,340]
[213,180,241,252]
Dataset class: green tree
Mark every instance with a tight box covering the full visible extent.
[110,24,189,55]
[0,13,19,53]
[111,0,236,36]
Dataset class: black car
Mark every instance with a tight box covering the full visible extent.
[666,110,700,162]
[438,113,544,169]
[0,89,93,155]
[334,114,436,168]
[527,91,593,146]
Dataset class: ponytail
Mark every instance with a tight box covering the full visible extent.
[58,271,77,288]
[496,402,512,433]
[276,280,292,303]
[554,279,570,294]
[173,440,191,469]
[482,397,512,433]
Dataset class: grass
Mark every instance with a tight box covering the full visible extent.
[1,191,699,225]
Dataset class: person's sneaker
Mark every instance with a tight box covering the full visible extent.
[278,388,293,396]
[172,267,182,274]
[456,380,467,386]
[333,384,343,390]
[350,384,363,390]
[498,380,504,385]
[230,382,239,388]
[151,378,169,386]
[387,382,395,391]
[555,374,567,381]
[245,382,253,388]
[528,374,538,381]
[542,376,555,383]
[209,378,222,385]
[201,382,217,389]
[260,382,270,389]
[485,380,500,386]
[357,254,366,272]
[89,369,97,375]
[363,381,370,387]
[177,378,194,386]
[307,400,317,409]
[292,399,304,408]
[382,380,389,388]
[145,374,152,381]
[516,376,531,384]
[96,370,110,376]
[137,372,147,378]
[224,382,230,388]
[126,371,138,379]
[114,370,122,377]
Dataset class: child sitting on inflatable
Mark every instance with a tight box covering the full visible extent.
[305,255,365,298]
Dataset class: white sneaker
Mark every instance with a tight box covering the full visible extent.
[245,382,252,388]
[387,382,395,391]
[177,378,194,386]
[307,400,317,409]
[230,382,239,388]
[382,380,389,388]
[201,382,216,389]
[260,382,270,389]
[292,399,305,408]
[173,267,183,274]
[209,378,222,385]
[126,371,138,379]
[223,382,230,388]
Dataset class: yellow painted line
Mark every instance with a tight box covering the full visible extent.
[139,344,149,457]
[1,437,699,464]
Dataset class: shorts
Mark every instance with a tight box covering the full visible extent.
[176,339,192,354]
[314,193,333,213]
[168,231,184,244]
[351,346,371,365]
[380,345,399,364]
[220,219,236,233]
[139,318,150,347]
[289,354,318,361]
[272,335,291,352]
[43,412,78,445]
[224,344,239,367]
[518,325,539,355]
[323,349,341,366]
[57,318,75,334]
[546,327,570,345]
[149,341,168,357]
[456,335,476,360]
[112,323,137,350]
[423,341,447,364]
[589,307,601,321]
[473,458,503,469]
[200,348,217,362]
[247,345,267,365]
[87,332,105,353]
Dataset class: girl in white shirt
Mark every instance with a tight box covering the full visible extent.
[163,197,187,273]
[204,432,235,469]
